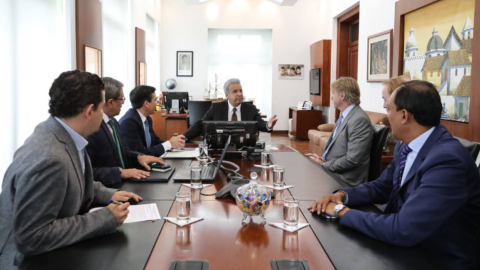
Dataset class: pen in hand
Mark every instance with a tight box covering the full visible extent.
[109,199,123,205]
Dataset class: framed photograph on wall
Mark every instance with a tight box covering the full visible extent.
[85,45,102,77]
[139,61,147,85]
[279,64,304,80]
[366,30,393,82]
[177,51,193,77]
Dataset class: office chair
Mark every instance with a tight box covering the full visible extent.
[454,136,480,161]
[186,100,212,129]
[368,124,390,181]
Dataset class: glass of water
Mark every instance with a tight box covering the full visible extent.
[176,191,191,223]
[190,165,202,188]
[283,196,299,228]
[273,165,285,188]
[199,141,208,157]
[261,151,269,166]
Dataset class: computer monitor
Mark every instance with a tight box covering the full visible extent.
[203,121,257,150]
[163,92,189,113]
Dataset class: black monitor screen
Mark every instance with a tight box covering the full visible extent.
[203,121,257,150]
[310,68,321,95]
[164,92,189,111]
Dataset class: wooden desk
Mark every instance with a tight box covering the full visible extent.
[289,107,322,139]
[151,110,188,141]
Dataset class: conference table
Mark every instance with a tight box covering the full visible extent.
[19,143,441,270]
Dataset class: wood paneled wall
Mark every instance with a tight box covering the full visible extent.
[310,40,331,106]
[135,27,146,87]
[75,0,102,72]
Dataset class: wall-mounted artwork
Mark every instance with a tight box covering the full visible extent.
[402,0,474,122]
[85,46,102,77]
[279,64,304,80]
[177,51,193,77]
[367,30,393,82]
[139,61,146,85]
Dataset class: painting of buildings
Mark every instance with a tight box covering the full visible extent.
[403,0,474,122]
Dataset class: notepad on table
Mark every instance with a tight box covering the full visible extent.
[161,148,200,159]
[89,203,161,223]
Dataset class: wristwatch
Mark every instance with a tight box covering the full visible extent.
[333,204,346,218]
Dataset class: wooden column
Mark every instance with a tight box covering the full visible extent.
[75,0,102,72]
[135,27,146,86]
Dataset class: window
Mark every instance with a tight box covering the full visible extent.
[146,15,160,93]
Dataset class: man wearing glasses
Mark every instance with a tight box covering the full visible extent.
[86,78,165,186]
[119,85,185,157]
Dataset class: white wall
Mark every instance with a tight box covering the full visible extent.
[160,0,330,130]
[327,0,398,123]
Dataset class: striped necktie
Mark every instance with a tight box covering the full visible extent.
[385,145,412,213]
[108,120,125,169]
[144,119,152,147]
[231,108,238,121]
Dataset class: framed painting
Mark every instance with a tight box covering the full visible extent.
[367,30,393,82]
[139,61,146,85]
[177,51,193,77]
[85,45,102,77]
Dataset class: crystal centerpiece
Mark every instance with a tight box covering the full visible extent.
[235,172,271,224]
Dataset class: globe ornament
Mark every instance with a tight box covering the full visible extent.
[165,78,177,90]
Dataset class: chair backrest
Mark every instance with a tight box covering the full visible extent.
[368,124,390,181]
[454,136,480,161]
[187,100,212,128]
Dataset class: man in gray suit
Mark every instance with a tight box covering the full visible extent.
[0,71,142,270]
[306,77,373,186]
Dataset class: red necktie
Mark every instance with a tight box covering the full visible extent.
[232,108,238,121]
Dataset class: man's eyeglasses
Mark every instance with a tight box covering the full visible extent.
[114,97,126,102]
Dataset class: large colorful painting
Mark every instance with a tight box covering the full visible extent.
[403,0,475,122]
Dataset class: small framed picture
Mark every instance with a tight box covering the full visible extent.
[302,101,312,110]
[367,29,393,82]
[139,61,146,85]
[85,45,102,77]
[177,51,193,77]
[279,64,304,80]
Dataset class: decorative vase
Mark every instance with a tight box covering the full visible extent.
[235,173,271,225]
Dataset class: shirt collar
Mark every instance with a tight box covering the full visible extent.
[407,126,436,154]
[54,117,88,153]
[341,104,355,119]
[137,109,147,124]
[228,101,241,113]
[103,113,110,124]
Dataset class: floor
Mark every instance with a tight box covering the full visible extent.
[259,132,310,154]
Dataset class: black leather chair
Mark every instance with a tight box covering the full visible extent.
[368,124,390,181]
[186,100,212,129]
[454,136,480,161]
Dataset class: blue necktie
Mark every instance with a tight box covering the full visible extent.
[385,145,412,213]
[144,119,151,147]
[322,115,344,161]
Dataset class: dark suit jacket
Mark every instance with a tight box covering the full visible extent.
[119,108,166,156]
[0,117,117,270]
[86,119,141,186]
[340,124,480,270]
[183,101,271,140]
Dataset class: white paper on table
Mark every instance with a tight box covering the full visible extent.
[269,223,309,232]
[88,203,161,224]
[254,164,276,168]
[264,185,294,190]
[164,217,204,227]
[182,183,212,189]
[161,148,200,158]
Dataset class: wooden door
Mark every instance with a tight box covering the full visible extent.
[348,42,358,80]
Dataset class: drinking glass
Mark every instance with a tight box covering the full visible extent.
[283,196,299,228]
[273,165,285,188]
[261,151,269,166]
[176,191,191,223]
[190,165,202,188]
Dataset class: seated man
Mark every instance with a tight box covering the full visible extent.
[86,77,165,186]
[0,71,142,269]
[183,78,278,140]
[306,77,373,186]
[119,85,185,156]
[308,81,480,269]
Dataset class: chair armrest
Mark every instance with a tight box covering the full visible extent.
[317,123,335,132]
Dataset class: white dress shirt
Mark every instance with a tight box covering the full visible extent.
[103,113,114,139]
[136,110,172,151]
[401,126,435,186]
[228,102,242,121]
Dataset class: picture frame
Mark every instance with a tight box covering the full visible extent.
[139,61,147,85]
[85,45,102,77]
[366,30,393,82]
[302,101,312,110]
[177,51,193,77]
[279,64,304,80]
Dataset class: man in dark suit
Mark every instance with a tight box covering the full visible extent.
[305,77,373,186]
[183,78,278,140]
[309,81,480,269]
[86,78,164,186]
[0,71,142,270]
[119,85,185,156]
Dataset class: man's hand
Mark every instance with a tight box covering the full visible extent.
[169,133,186,149]
[112,191,143,203]
[267,114,278,129]
[305,153,324,165]
[308,193,345,215]
[107,202,130,227]
[138,155,164,171]
[120,169,150,179]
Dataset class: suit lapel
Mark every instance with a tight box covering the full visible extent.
[101,121,122,166]
[222,102,229,121]
[241,103,248,121]
[329,106,358,147]
[131,109,147,145]
[400,125,443,189]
